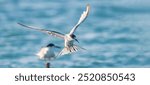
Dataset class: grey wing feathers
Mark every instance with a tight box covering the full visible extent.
[18,23,64,39]
[48,31,65,39]
[69,4,90,35]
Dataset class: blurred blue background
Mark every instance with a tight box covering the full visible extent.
[0,0,150,68]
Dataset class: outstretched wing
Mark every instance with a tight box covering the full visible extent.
[69,4,90,35]
[18,23,64,39]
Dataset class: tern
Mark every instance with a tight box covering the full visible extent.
[36,43,60,67]
[18,4,90,56]
[36,43,61,61]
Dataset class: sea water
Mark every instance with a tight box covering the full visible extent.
[0,0,150,68]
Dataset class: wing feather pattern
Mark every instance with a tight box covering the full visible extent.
[69,4,90,35]
[18,23,64,39]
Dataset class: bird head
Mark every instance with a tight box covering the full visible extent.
[46,43,61,48]
[70,34,79,43]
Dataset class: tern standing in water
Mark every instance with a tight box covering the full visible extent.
[18,4,90,56]
[36,43,60,68]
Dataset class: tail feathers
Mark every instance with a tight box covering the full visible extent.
[58,45,85,56]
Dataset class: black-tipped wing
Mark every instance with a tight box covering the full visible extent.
[69,4,90,35]
[18,23,64,39]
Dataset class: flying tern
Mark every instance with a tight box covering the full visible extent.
[18,4,90,56]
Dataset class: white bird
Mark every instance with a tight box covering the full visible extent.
[36,43,60,62]
[18,4,90,56]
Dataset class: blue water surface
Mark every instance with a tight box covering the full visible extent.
[0,0,150,68]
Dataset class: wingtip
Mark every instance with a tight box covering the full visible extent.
[87,4,90,7]
[86,4,90,10]
[17,22,24,26]
[86,4,90,16]
[17,22,20,25]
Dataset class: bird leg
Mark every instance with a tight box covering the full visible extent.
[45,62,50,68]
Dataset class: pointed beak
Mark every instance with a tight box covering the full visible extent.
[75,39,79,43]
[54,46,61,49]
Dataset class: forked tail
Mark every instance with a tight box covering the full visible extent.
[58,45,86,56]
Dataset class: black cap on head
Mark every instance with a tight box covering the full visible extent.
[46,43,54,47]
[70,34,76,38]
